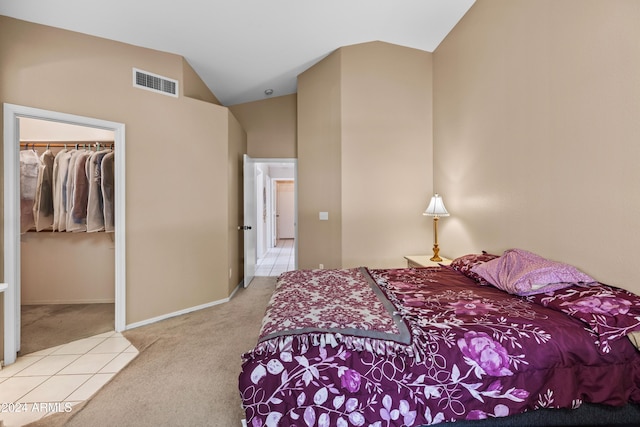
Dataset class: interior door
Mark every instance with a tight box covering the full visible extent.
[276,181,295,239]
[242,155,257,287]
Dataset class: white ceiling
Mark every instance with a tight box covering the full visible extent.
[0,0,475,106]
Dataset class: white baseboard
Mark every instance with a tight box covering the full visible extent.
[125,282,243,330]
[21,298,115,305]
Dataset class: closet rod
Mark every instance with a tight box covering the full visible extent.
[20,141,114,148]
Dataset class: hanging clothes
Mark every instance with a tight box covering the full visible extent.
[64,150,80,231]
[101,152,115,233]
[54,149,75,231]
[52,148,68,231]
[20,143,115,234]
[67,150,92,232]
[32,149,55,231]
[86,149,110,232]
[20,149,40,234]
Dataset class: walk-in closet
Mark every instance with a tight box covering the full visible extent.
[19,117,116,355]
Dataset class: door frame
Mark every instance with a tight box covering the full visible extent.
[244,158,297,282]
[274,179,295,240]
[3,103,126,366]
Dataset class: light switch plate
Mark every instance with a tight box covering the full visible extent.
[319,212,329,220]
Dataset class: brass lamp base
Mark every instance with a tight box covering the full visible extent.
[430,244,442,262]
[430,216,442,262]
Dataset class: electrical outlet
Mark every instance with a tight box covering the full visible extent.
[319,264,324,269]
[229,268,233,279]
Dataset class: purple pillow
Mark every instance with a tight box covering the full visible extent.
[470,249,596,296]
[450,252,500,285]
[527,283,640,353]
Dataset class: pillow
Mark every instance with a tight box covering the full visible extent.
[470,248,596,296]
[527,283,640,353]
[449,252,500,285]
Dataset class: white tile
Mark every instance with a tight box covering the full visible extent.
[15,354,80,377]
[51,337,106,355]
[0,406,48,427]
[0,331,134,427]
[0,376,48,403]
[122,344,139,354]
[28,344,64,357]
[98,352,137,374]
[58,353,117,375]
[0,355,44,378]
[65,373,115,401]
[93,331,117,339]
[89,336,131,354]
[19,374,91,403]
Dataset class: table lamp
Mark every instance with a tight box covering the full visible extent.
[423,193,449,262]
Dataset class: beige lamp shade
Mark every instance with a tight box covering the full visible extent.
[423,193,449,217]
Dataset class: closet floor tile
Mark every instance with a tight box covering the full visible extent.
[99,352,137,374]
[89,336,131,354]
[0,375,49,403]
[0,407,50,427]
[57,353,117,375]
[13,354,80,377]
[1,331,138,427]
[19,374,92,403]
[28,345,64,357]
[65,373,115,401]
[51,337,106,355]
[0,356,44,378]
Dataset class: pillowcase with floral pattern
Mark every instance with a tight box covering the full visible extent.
[527,283,640,353]
[449,252,500,285]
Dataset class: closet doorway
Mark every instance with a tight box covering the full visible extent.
[3,104,126,366]
[253,161,296,277]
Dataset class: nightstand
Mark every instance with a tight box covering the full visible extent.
[404,255,452,268]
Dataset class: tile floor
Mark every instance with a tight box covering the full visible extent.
[0,331,137,427]
[255,239,295,276]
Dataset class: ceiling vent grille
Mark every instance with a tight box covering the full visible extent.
[133,68,179,97]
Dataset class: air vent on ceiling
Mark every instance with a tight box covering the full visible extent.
[133,68,179,97]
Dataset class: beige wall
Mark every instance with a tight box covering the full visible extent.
[297,42,433,269]
[182,58,221,105]
[341,42,433,268]
[433,0,640,293]
[297,49,343,269]
[21,233,115,304]
[0,15,239,341]
[229,94,297,159]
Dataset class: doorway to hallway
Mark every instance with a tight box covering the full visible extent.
[255,239,295,276]
[252,161,296,278]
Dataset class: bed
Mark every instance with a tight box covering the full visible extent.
[239,249,640,426]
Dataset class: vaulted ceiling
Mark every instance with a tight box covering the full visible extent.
[0,0,475,106]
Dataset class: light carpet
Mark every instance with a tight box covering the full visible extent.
[25,276,276,427]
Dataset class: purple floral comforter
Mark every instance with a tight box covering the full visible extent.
[239,267,640,426]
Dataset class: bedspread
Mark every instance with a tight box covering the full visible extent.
[239,267,640,426]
